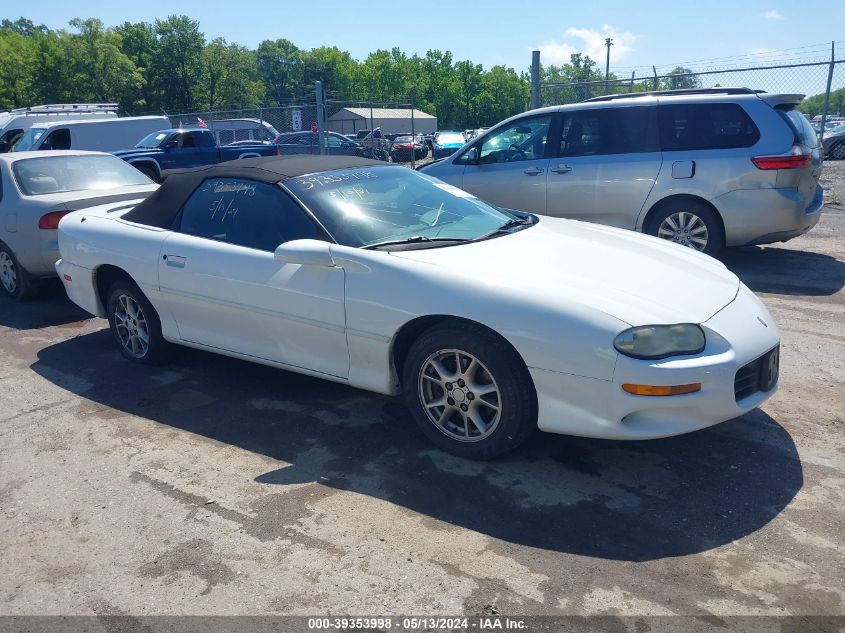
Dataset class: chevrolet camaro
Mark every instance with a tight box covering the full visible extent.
[55,156,780,459]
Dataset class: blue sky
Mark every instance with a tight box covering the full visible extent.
[5,0,843,74]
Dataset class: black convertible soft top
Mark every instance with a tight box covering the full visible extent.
[122,155,385,229]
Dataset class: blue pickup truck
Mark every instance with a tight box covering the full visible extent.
[113,128,278,182]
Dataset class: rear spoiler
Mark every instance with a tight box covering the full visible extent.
[758,93,805,107]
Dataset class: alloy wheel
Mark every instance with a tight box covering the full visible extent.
[418,348,502,442]
[113,293,150,358]
[0,251,17,294]
[657,211,709,251]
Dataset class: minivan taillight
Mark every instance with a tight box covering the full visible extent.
[38,210,71,229]
[751,144,812,170]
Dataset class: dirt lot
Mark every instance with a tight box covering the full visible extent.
[1,172,843,623]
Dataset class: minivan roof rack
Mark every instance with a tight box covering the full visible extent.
[583,88,766,103]
[4,103,118,115]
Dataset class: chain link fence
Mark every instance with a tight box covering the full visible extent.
[159,104,319,144]
[537,59,845,149]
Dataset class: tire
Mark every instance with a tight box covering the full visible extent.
[106,278,171,364]
[402,323,537,460]
[134,164,159,183]
[0,243,41,301]
[644,200,724,257]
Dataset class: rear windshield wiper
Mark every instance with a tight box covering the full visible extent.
[363,235,472,250]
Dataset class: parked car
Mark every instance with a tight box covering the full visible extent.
[389,135,426,162]
[423,88,823,256]
[56,156,779,459]
[431,131,466,159]
[356,128,391,161]
[12,116,170,154]
[112,128,280,182]
[0,103,118,153]
[273,131,363,157]
[822,123,845,159]
[0,151,157,300]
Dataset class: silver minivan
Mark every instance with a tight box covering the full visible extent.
[422,88,823,255]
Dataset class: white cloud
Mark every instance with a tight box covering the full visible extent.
[536,25,636,66]
[764,10,784,20]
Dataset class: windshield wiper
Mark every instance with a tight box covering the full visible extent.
[474,215,534,242]
[363,235,472,250]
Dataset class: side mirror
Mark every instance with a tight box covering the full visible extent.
[274,239,335,267]
[464,147,479,164]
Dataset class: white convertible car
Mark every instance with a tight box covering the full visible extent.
[56,156,780,459]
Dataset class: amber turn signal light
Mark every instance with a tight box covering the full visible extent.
[622,383,701,396]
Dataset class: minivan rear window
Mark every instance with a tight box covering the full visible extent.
[659,103,760,151]
[778,106,819,149]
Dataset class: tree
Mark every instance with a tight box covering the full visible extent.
[0,31,38,107]
[115,21,158,110]
[454,60,483,128]
[661,66,700,90]
[256,38,303,105]
[201,38,263,110]
[154,15,204,111]
[68,18,142,104]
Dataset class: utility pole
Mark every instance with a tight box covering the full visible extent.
[604,37,613,80]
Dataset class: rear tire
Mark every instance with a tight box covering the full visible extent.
[0,244,41,301]
[402,323,537,460]
[645,200,724,257]
[106,279,171,365]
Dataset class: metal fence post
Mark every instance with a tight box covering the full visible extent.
[819,42,836,158]
[652,66,658,91]
[316,81,326,156]
[410,92,416,170]
[531,50,541,109]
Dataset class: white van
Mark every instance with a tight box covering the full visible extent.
[179,118,279,145]
[0,103,118,153]
[12,116,170,153]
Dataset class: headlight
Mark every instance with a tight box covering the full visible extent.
[613,324,705,360]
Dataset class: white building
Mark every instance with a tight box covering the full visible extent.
[327,107,437,136]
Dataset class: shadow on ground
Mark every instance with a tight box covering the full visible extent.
[0,280,90,329]
[722,245,845,296]
[32,329,803,562]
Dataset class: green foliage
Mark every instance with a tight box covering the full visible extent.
[800,87,845,117]
[660,66,700,90]
[0,14,537,128]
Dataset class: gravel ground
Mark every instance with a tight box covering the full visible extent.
[0,179,843,625]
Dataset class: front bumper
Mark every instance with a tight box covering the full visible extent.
[532,285,780,439]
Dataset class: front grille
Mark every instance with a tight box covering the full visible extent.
[734,346,780,402]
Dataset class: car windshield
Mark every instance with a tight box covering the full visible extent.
[394,136,414,143]
[135,132,169,148]
[285,166,519,248]
[13,155,152,196]
[13,127,46,151]
[436,133,464,145]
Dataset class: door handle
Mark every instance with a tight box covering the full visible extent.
[551,164,572,174]
[163,254,186,268]
[523,166,544,175]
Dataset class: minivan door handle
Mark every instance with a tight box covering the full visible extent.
[551,164,572,174]
[523,166,544,175]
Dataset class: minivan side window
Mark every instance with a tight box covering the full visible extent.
[474,115,553,164]
[179,178,320,251]
[558,107,658,157]
[659,103,760,151]
[41,128,71,151]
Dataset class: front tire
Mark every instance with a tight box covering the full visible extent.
[106,279,170,364]
[402,324,537,460]
[0,244,40,301]
[645,200,724,257]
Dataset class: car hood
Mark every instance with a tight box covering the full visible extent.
[435,142,464,149]
[390,217,740,326]
[30,184,159,210]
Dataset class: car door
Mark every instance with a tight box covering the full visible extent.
[157,177,349,378]
[460,114,557,214]
[544,105,661,229]
[181,130,219,167]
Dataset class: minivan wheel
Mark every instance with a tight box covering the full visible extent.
[646,202,724,256]
[402,324,537,460]
[0,244,40,301]
[106,279,170,364]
